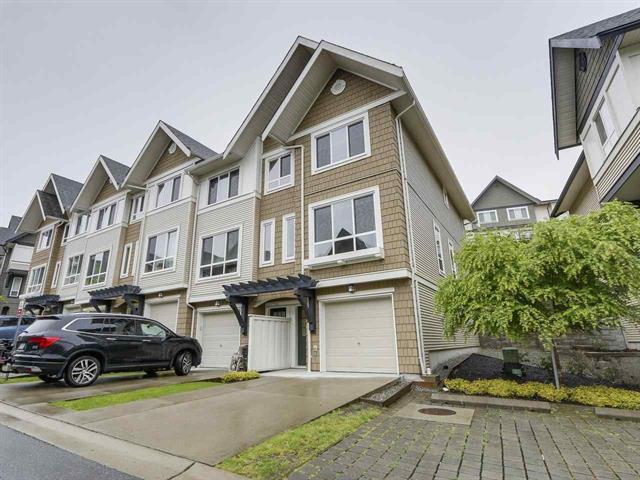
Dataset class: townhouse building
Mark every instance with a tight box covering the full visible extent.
[0,216,35,315]
[16,37,477,375]
[549,8,640,349]
[466,176,555,238]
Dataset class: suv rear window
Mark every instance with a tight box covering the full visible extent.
[24,319,63,334]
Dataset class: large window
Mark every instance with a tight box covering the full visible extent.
[311,191,379,259]
[9,277,22,297]
[26,266,46,294]
[266,154,292,192]
[38,228,53,250]
[282,214,295,263]
[260,219,275,266]
[313,116,369,172]
[433,223,445,275]
[130,194,145,222]
[96,203,116,230]
[74,213,90,236]
[145,230,177,273]
[64,254,83,286]
[507,206,529,221]
[85,251,110,286]
[199,229,239,278]
[208,169,239,205]
[477,210,498,225]
[594,100,617,155]
[156,176,181,208]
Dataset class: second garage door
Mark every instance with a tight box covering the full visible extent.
[199,311,241,369]
[323,296,397,374]
[146,300,178,332]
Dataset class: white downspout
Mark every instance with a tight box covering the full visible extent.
[395,102,427,376]
[185,172,200,339]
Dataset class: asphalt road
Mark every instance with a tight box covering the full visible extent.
[0,425,139,480]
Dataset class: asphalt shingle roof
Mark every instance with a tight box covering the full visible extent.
[101,156,130,188]
[162,122,217,160]
[51,174,83,212]
[552,7,640,40]
[37,190,64,218]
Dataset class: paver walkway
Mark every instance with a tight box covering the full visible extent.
[291,392,640,480]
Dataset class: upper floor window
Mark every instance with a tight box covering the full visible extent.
[64,254,83,286]
[51,261,61,288]
[38,228,53,250]
[62,224,70,243]
[312,115,370,173]
[120,243,133,278]
[144,229,177,273]
[260,219,275,266]
[447,239,457,277]
[199,228,239,278]
[208,169,239,205]
[311,190,380,260]
[85,251,110,286]
[130,194,145,222]
[74,213,90,236]
[282,214,295,263]
[507,206,529,221]
[96,203,116,230]
[26,265,46,294]
[433,223,445,276]
[594,100,618,155]
[443,188,449,208]
[156,176,181,208]
[266,153,292,192]
[9,277,22,297]
[477,210,498,225]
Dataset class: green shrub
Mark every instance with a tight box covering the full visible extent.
[221,370,260,383]
[443,378,640,409]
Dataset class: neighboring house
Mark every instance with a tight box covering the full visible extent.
[0,216,35,315]
[190,37,477,375]
[16,174,83,313]
[550,7,640,216]
[467,176,555,238]
[549,8,640,349]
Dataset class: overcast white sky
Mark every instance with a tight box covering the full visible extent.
[1,0,638,226]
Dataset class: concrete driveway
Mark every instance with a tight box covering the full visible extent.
[1,372,393,466]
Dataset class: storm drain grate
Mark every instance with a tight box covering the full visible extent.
[418,407,456,416]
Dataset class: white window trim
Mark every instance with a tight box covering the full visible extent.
[447,239,457,277]
[264,151,294,194]
[63,254,84,286]
[142,227,180,276]
[120,243,133,278]
[26,264,47,295]
[37,227,54,251]
[95,202,118,231]
[310,112,371,175]
[593,97,619,156]
[305,186,384,269]
[206,167,241,206]
[259,218,276,267]
[282,213,296,264]
[72,213,91,238]
[433,222,446,276]
[477,209,498,225]
[61,224,70,245]
[153,174,182,210]
[506,206,530,221]
[51,261,61,288]
[9,276,22,297]
[196,225,242,282]
[83,249,112,289]
[130,194,145,223]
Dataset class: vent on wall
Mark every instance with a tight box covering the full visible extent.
[331,79,346,95]
[577,51,588,72]
[168,142,177,154]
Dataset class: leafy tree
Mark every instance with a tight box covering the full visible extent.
[436,201,640,387]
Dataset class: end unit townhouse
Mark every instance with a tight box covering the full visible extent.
[467,176,555,238]
[0,216,35,315]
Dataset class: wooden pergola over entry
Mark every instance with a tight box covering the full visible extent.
[24,294,64,315]
[223,274,318,335]
[88,284,145,315]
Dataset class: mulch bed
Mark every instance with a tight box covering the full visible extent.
[449,353,635,389]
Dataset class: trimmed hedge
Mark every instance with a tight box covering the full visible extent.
[444,378,640,410]
[221,370,261,383]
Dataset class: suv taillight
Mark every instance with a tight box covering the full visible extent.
[26,336,60,349]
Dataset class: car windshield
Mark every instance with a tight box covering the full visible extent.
[24,318,62,334]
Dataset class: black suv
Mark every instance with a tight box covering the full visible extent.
[11,313,202,387]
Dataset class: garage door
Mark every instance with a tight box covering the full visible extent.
[146,301,178,332]
[199,311,240,369]
[324,296,397,373]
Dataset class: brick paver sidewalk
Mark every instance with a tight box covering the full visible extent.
[290,393,640,480]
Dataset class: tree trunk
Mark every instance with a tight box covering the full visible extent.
[550,342,561,389]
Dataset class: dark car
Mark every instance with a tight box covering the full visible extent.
[11,313,202,387]
[0,315,36,341]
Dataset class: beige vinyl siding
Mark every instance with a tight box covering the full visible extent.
[138,200,193,291]
[114,220,141,286]
[417,282,479,368]
[74,227,123,304]
[149,144,190,179]
[554,48,578,148]
[570,176,601,215]
[94,179,118,204]
[56,235,87,299]
[189,196,257,301]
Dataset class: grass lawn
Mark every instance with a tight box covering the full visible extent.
[52,380,221,411]
[218,405,381,479]
[0,370,159,386]
[0,375,41,384]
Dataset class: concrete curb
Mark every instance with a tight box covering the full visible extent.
[0,401,246,480]
[595,406,640,422]
[431,392,552,412]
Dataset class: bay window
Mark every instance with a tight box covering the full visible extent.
[144,229,177,273]
[199,229,239,278]
[208,169,239,205]
[156,176,181,208]
[96,202,116,230]
[74,213,90,236]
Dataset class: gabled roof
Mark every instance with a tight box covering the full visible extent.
[37,190,64,218]
[471,176,543,209]
[71,155,130,212]
[549,7,640,155]
[0,217,36,247]
[124,121,217,186]
[551,153,589,217]
[49,174,83,213]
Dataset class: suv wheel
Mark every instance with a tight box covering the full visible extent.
[38,374,60,384]
[64,355,101,388]
[174,351,192,376]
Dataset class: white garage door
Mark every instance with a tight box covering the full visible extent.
[324,296,397,374]
[199,311,240,369]
[146,301,178,332]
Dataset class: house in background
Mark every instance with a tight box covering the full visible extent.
[0,216,35,315]
[466,176,555,238]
